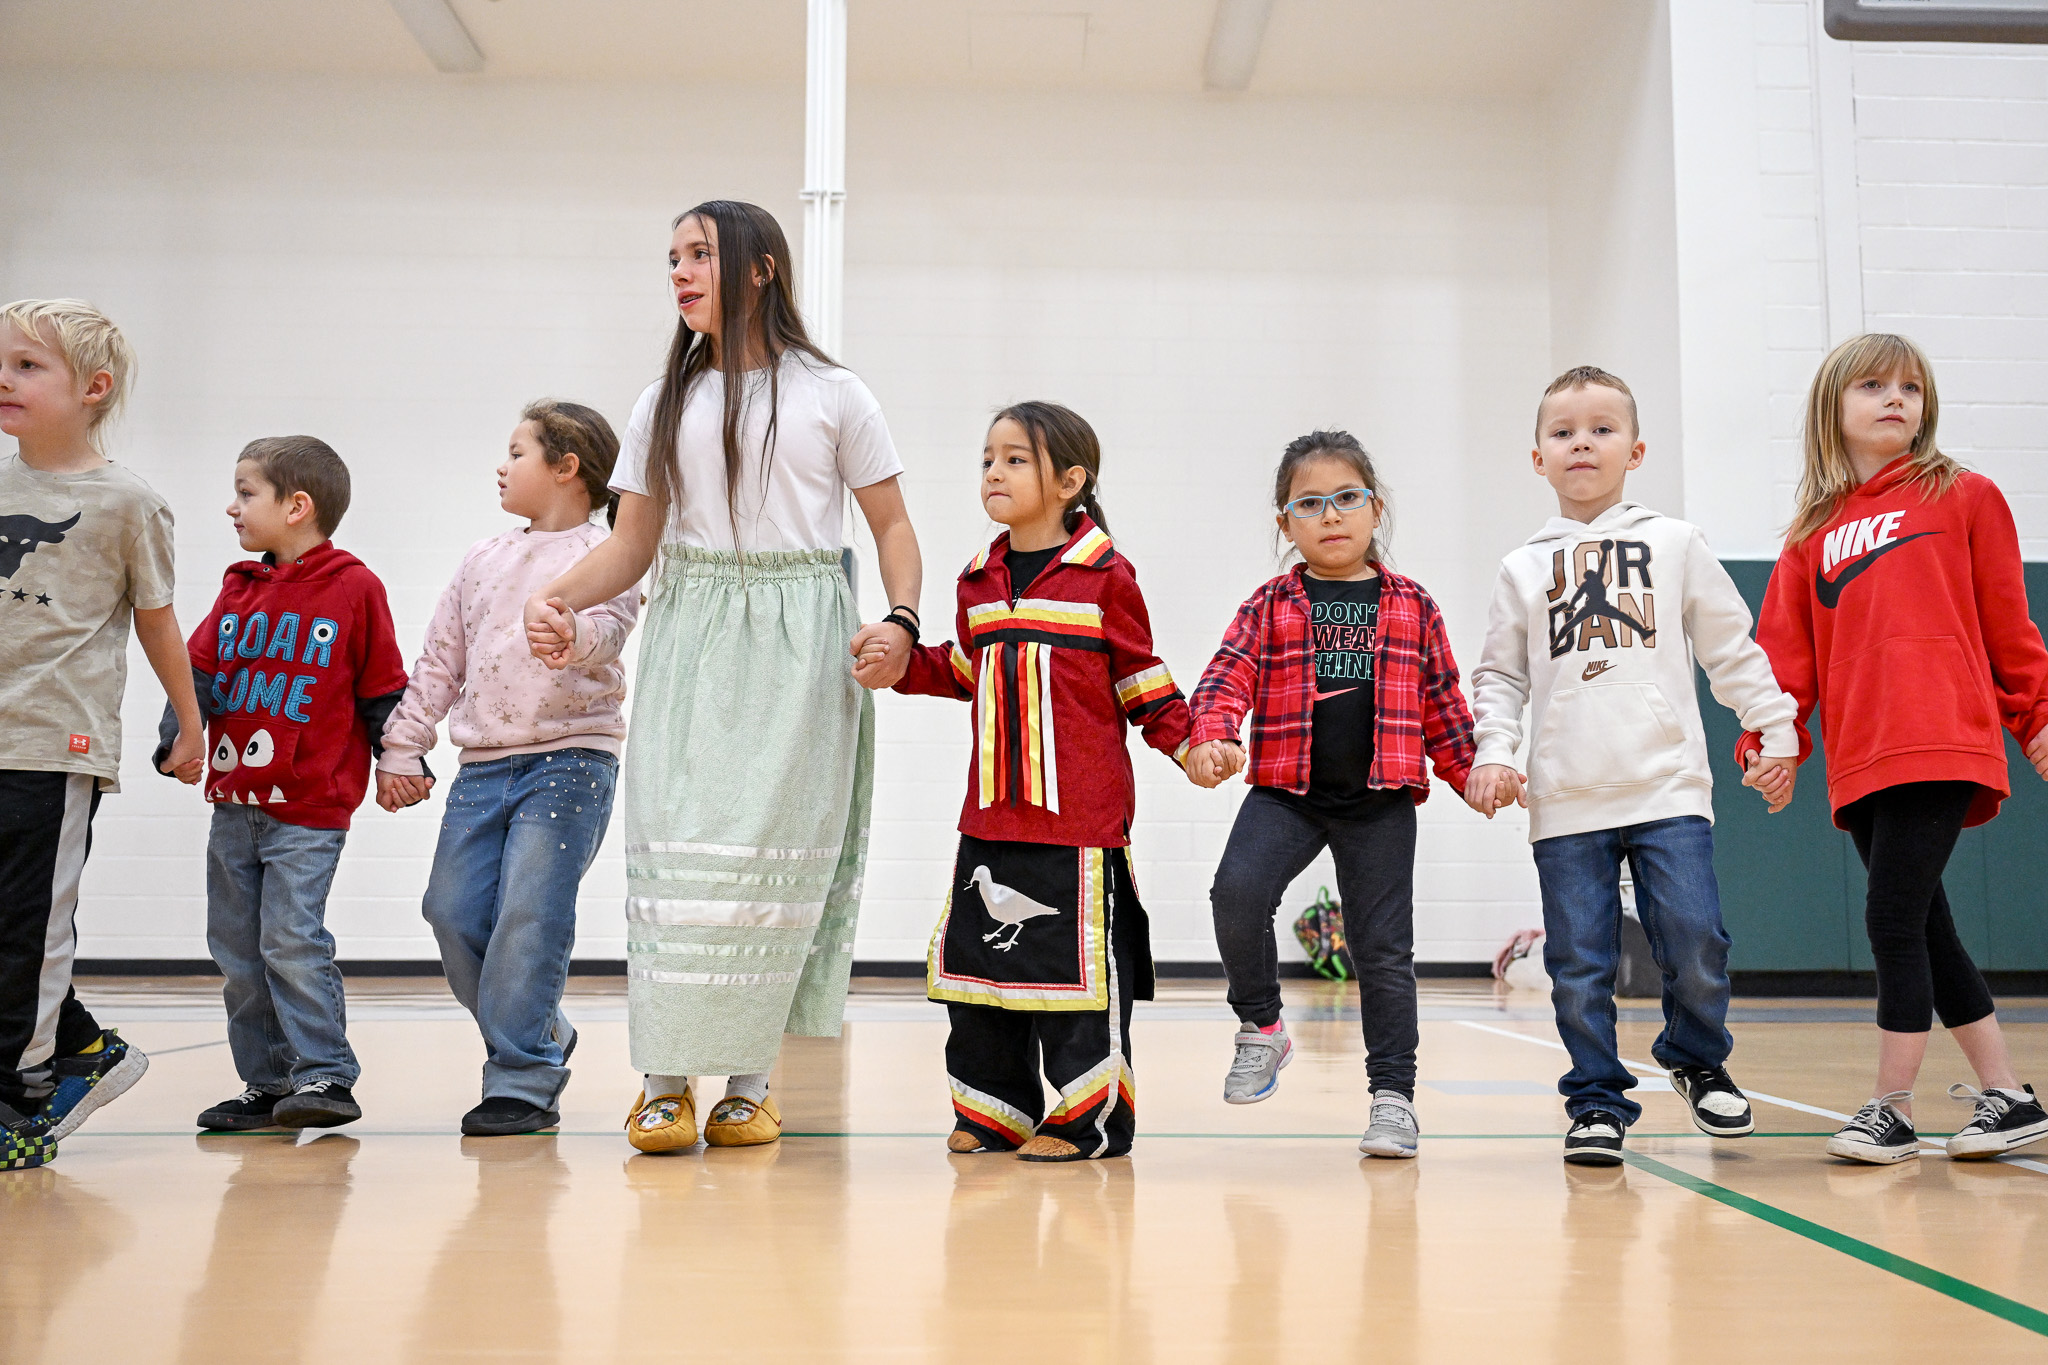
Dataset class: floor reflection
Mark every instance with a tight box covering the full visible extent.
[406,1136,569,1364]
[176,1133,360,1364]
[0,1168,131,1360]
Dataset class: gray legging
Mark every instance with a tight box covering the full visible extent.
[1208,786,1419,1098]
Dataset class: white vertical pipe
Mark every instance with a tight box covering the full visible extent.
[1811,2,1865,345]
[802,0,847,357]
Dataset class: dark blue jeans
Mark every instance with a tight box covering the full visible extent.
[422,749,617,1108]
[1531,815,1733,1125]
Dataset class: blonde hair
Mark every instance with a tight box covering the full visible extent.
[1,298,135,448]
[1789,333,1962,544]
[1537,365,1639,442]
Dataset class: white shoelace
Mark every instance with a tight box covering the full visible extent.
[1368,1096,1417,1136]
[1227,1032,1283,1079]
[1947,1083,2013,1132]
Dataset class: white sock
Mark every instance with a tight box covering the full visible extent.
[1992,1086,2033,1102]
[725,1072,771,1104]
[644,1074,691,1102]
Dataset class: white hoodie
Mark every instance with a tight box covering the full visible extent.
[1470,502,1798,843]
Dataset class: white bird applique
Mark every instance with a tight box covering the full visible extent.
[969,866,1062,951]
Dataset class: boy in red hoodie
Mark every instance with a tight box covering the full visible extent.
[160,437,410,1131]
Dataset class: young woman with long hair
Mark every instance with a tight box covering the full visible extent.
[525,200,923,1152]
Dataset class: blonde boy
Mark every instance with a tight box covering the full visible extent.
[0,299,203,1170]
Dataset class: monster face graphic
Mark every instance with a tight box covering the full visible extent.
[0,511,80,579]
[206,720,297,806]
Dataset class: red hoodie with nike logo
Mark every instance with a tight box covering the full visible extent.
[1745,459,2048,828]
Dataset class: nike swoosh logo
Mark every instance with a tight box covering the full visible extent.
[1312,686,1360,702]
[1582,661,1613,680]
[1815,532,1938,609]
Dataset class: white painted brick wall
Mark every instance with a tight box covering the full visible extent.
[1748,3,2048,554]
[1,73,1551,967]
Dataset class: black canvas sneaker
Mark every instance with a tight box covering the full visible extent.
[274,1079,361,1129]
[1564,1110,1626,1166]
[1945,1083,2048,1159]
[1668,1065,1755,1137]
[197,1087,286,1132]
[1826,1091,1919,1164]
[462,1097,560,1137]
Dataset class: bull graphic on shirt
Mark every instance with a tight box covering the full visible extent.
[1546,539,1658,659]
[0,511,80,580]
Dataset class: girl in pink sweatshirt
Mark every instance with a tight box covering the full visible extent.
[378,400,639,1136]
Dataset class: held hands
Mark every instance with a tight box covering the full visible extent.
[1743,752,1797,814]
[524,594,578,670]
[2027,727,2048,782]
[161,727,205,785]
[849,617,914,690]
[1492,928,1543,980]
[375,771,434,812]
[1463,763,1526,819]
[1185,740,1246,788]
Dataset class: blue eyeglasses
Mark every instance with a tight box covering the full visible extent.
[1284,487,1375,520]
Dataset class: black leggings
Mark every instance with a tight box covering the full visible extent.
[1840,781,1996,1034]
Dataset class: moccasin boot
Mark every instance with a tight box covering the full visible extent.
[703,1093,782,1147]
[626,1088,697,1153]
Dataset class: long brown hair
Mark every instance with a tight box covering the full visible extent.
[521,398,621,526]
[992,401,1107,535]
[1788,333,1962,543]
[644,201,832,547]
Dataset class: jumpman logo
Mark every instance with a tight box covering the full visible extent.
[1548,540,1656,657]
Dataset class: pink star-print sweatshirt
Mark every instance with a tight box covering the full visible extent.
[378,522,639,774]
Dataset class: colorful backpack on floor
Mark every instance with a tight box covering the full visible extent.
[1292,885,1352,981]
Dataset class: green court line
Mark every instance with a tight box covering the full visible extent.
[1622,1151,2048,1338]
[74,1130,1838,1140]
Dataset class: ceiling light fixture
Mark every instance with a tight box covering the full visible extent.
[388,0,485,74]
[1202,0,1273,91]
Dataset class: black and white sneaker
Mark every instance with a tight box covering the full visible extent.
[1826,1091,1918,1164]
[1945,1083,2048,1160]
[1564,1110,1626,1166]
[273,1079,361,1129]
[1668,1065,1755,1138]
[197,1087,286,1132]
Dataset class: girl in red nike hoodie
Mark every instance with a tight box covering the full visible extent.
[1748,333,2048,1164]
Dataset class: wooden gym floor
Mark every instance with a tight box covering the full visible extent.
[5,977,2047,1362]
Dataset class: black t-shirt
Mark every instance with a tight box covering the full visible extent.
[1291,572,1402,818]
[1005,544,1062,602]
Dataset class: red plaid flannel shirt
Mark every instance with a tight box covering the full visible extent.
[1188,565,1475,801]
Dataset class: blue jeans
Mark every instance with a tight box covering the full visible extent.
[1531,815,1733,1125]
[207,805,356,1091]
[423,749,616,1108]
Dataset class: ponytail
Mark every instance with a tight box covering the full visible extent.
[991,400,1106,537]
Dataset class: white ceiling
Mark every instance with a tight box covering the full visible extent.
[0,0,1611,96]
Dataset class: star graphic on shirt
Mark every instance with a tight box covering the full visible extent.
[8,589,23,601]
[34,593,51,606]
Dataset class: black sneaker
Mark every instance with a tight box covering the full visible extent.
[39,1030,150,1141]
[1826,1091,1918,1164]
[197,1087,286,1132]
[462,1096,560,1137]
[2,1101,55,1171]
[1668,1065,1755,1138]
[273,1079,361,1129]
[1945,1083,2048,1160]
[1564,1110,1626,1166]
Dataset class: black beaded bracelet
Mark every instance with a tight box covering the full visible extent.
[881,609,920,643]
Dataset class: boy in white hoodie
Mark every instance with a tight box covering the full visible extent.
[1467,366,1801,1166]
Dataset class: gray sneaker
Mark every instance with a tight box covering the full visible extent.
[1359,1092,1420,1159]
[1222,1023,1293,1104]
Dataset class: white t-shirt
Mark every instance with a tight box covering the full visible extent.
[610,353,904,552]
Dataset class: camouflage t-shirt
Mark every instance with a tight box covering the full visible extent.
[0,454,176,790]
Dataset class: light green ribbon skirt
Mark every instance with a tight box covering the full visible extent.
[622,547,874,1075]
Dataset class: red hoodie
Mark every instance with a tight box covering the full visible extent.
[1743,461,2048,828]
[185,542,409,830]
